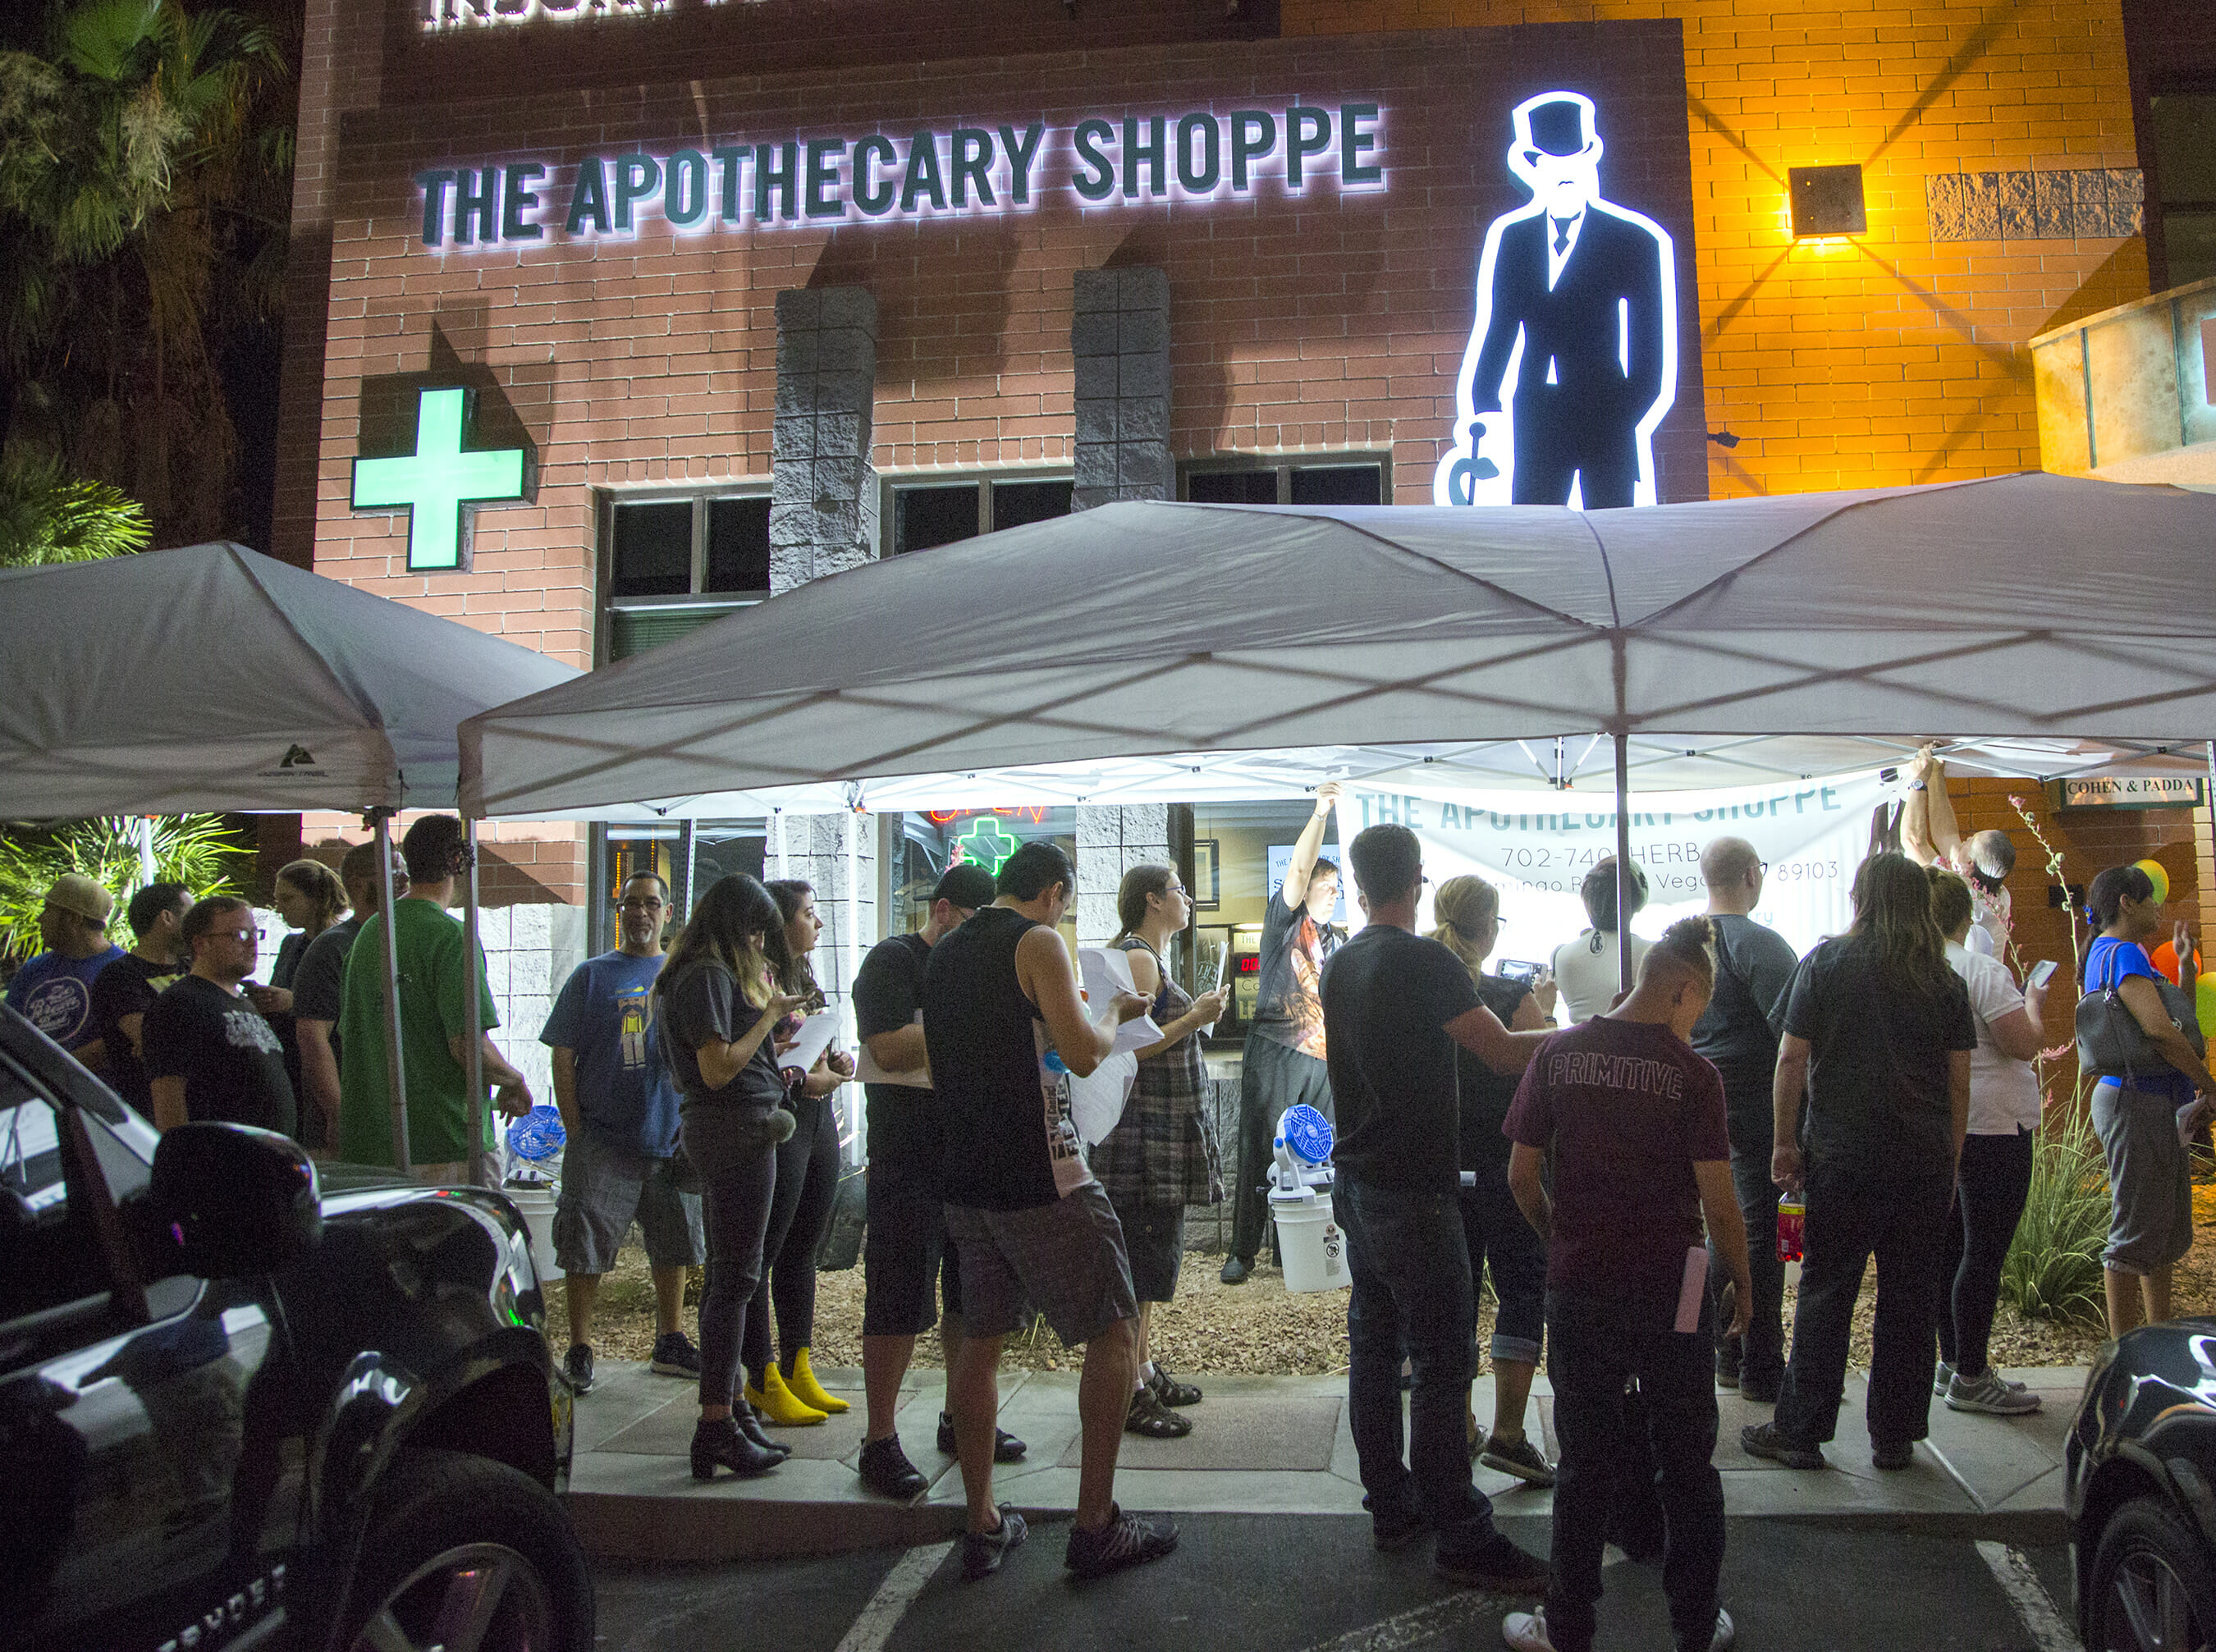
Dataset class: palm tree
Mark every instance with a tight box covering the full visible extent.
[0,447,151,565]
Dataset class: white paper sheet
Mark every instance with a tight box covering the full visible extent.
[1069,1051,1139,1146]
[1078,945,1165,1054]
[777,1009,841,1076]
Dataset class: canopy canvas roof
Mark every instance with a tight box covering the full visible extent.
[460,474,2216,820]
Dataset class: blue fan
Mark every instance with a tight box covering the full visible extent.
[1280,1103,1333,1166]
[506,1103,568,1162]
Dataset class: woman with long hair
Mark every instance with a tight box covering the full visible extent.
[654,873,806,1478]
[248,858,350,1148]
[1550,858,1650,1023]
[1744,852,1978,1473]
[1092,864,1229,1439]
[742,879,858,1425]
[2080,863,2214,1336]
[1432,874,1559,1484]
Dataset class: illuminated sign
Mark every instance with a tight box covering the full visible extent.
[951,817,1023,876]
[350,387,530,570]
[1433,91,1678,510]
[422,0,719,29]
[412,104,1385,248]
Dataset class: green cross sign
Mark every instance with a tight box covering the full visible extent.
[953,817,1022,876]
[351,387,528,570]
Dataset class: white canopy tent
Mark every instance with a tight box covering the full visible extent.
[0,541,579,1173]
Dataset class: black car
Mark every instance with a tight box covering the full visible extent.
[0,1004,589,1652]
[2066,1316,2216,1651]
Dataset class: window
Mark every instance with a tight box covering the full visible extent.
[2150,94,2216,287]
[1182,457,1389,506]
[885,474,1074,555]
[602,491,771,661]
[0,1078,111,1321]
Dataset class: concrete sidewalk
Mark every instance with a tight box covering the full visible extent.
[565,1361,2087,1561]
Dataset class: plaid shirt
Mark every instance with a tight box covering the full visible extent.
[1088,939,1223,1208]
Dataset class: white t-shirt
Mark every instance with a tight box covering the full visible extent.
[1551,930,1653,1024]
[1945,939,2043,1133]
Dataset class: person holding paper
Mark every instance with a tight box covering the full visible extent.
[849,863,1028,1503]
[921,840,1170,1581]
[1096,865,1230,1440]
[741,880,858,1426]
[1500,918,1748,1652]
[1224,781,1346,1284]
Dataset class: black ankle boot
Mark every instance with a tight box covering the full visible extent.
[734,1404,790,1460]
[692,1415,781,1480]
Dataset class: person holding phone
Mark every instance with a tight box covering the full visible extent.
[1929,869,2051,1416]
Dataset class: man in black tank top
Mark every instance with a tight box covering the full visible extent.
[922,841,1179,1582]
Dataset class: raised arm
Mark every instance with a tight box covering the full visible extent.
[1282,782,1342,904]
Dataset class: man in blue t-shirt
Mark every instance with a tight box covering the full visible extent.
[540,872,700,1393]
[5,874,124,1069]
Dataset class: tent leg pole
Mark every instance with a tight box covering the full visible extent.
[464,818,488,1188]
[372,810,412,1175]
[1614,730,1633,999]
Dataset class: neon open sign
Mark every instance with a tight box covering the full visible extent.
[414,104,1385,248]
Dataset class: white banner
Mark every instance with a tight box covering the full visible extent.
[1341,771,1896,968]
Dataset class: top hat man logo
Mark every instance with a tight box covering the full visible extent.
[1432,91,1678,510]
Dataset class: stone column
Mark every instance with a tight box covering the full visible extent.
[1074,804,1174,949]
[770,286,879,592]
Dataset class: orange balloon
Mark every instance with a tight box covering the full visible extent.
[2152,941,2201,985]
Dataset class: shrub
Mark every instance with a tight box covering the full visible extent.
[2000,1106,2111,1327]
[0,814,250,961]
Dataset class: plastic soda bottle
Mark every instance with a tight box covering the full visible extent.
[1776,1192,1806,1262]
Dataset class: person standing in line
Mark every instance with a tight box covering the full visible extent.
[741,879,858,1425]
[7,872,124,1067]
[245,858,350,1148]
[334,815,533,1182]
[1550,858,1651,1024]
[2077,863,2215,1338]
[1097,864,1230,1440]
[1687,837,1800,1403]
[850,863,1027,1501]
[144,895,297,1137]
[656,873,806,1480]
[1322,824,1553,1593]
[1743,853,1976,1472]
[1927,868,2051,1416]
[1902,745,2018,959]
[541,872,703,1396]
[89,881,193,1114]
[1223,783,1345,1284]
[1428,873,1558,1485]
[291,842,405,1153]
[1499,918,1750,1652]
[922,840,1170,1581]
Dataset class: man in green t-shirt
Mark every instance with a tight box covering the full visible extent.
[337,815,533,1180]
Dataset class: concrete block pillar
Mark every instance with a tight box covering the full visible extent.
[770,286,879,594]
[1074,803,1174,949]
[1071,266,1171,511]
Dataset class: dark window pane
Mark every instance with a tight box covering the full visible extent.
[706,497,771,593]
[1188,469,1280,504]
[2160,211,2216,286]
[894,484,981,554]
[2152,96,2216,204]
[1290,464,1384,506]
[609,606,731,660]
[990,479,1072,530]
[610,501,693,597]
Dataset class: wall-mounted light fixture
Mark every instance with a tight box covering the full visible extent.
[1788,164,1866,238]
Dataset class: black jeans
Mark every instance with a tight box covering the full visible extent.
[744,1094,839,1378]
[1545,1288,1725,1652]
[1336,1178,1498,1539]
[1707,1086,1785,1389]
[1458,1146,1546,1365]
[1229,1033,1334,1263]
[1774,1160,1953,1448]
[1939,1128,2035,1378]
[683,1104,781,1411]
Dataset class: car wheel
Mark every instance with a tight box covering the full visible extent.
[2090,1494,2216,1652]
[339,1448,592,1652]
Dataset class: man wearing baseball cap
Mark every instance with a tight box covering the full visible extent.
[5,873,125,1066]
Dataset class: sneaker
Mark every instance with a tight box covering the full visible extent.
[650,1331,702,1378]
[1739,1421,1824,1470]
[1933,1359,1954,1397]
[858,1435,928,1500]
[1709,1607,1738,1650]
[1715,1338,1742,1391]
[1220,1255,1253,1285]
[961,1505,1028,1581]
[563,1343,594,1394]
[1365,1494,1426,1553]
[938,1411,1028,1462]
[1065,1504,1179,1579]
[1871,1439,1916,1471]
[1435,1527,1550,1592]
[1480,1431,1557,1488]
[1502,1608,1558,1651]
[1946,1369,2041,1416]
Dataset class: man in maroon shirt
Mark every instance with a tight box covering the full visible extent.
[1501,917,1751,1652]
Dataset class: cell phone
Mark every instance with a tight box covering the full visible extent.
[2026,959,2058,989]
[1497,959,1542,985]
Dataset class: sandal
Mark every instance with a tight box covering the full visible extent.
[1151,1364,1202,1408]
[1124,1386,1193,1438]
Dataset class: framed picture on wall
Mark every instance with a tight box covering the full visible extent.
[1192,838,1220,910]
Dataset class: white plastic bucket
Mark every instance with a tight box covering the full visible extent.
[507,1184,564,1283]
[1271,1191,1348,1293]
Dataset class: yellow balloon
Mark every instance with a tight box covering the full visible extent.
[2136,859,2171,905]
[2198,973,2216,1041]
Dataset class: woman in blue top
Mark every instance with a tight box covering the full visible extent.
[2081,863,2215,1337]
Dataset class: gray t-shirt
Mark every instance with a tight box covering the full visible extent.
[1689,913,1799,1086]
[292,914,361,1026]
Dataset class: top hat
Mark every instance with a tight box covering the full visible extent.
[1523,97,1593,157]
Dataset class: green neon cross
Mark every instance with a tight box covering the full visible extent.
[351,387,527,570]
[953,817,1021,876]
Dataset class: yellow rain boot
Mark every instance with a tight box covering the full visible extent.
[786,1347,850,1415]
[746,1363,827,1425]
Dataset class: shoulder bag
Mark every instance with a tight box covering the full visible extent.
[2075,945,2205,1081]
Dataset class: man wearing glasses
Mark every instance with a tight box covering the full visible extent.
[540,871,701,1393]
[144,895,296,1138]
